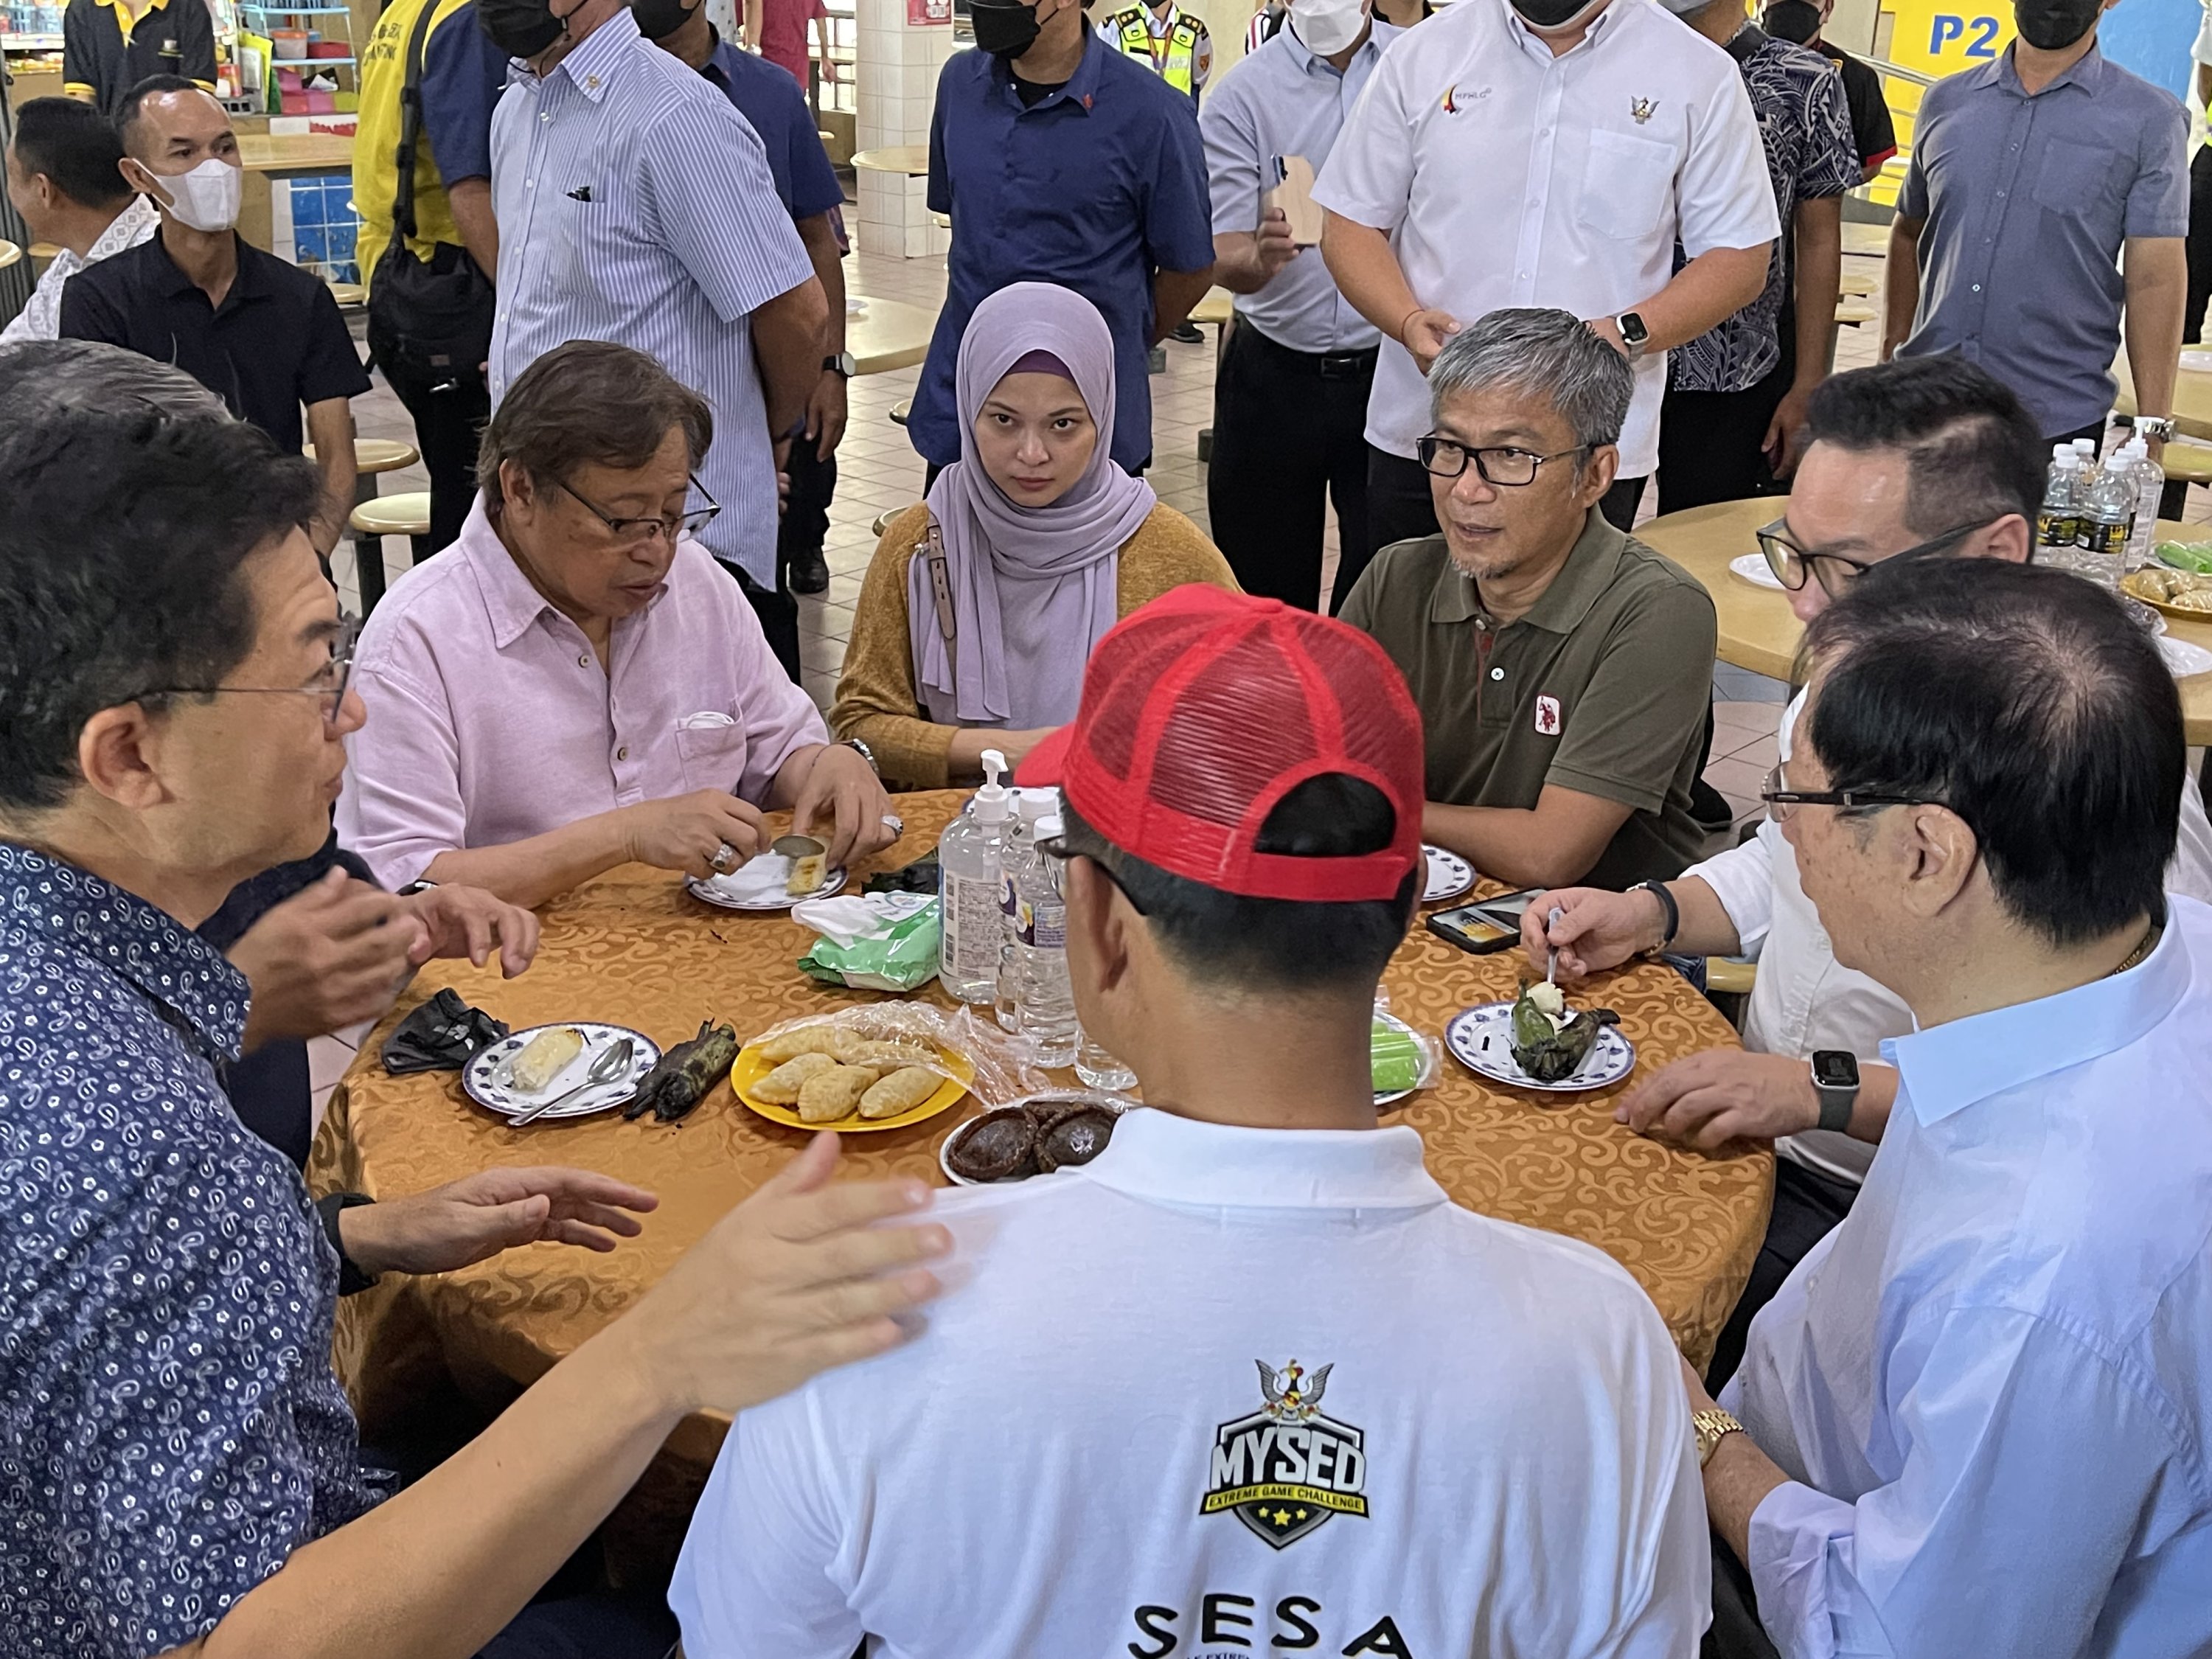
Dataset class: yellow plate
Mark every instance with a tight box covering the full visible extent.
[730,1040,976,1133]
[2122,569,2212,621]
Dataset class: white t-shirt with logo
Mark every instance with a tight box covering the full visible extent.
[1312,0,1779,477]
[669,1109,1709,1658]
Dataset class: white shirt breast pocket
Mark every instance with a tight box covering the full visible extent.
[1576,128,1680,242]
[675,711,745,792]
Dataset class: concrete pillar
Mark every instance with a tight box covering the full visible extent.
[855,0,954,257]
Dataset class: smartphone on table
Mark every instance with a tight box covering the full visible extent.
[1425,887,1547,956]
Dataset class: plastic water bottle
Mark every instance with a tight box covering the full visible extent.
[2037,448,2082,550]
[937,749,1011,1003]
[1075,1027,1137,1091]
[2116,437,2163,571]
[2072,436,2101,489]
[2076,458,2133,589]
[994,787,1060,1032]
[1015,813,1078,1066]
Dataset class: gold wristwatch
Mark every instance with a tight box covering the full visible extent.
[1693,1407,1745,1468]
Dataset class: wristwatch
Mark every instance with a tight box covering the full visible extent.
[397,879,439,897]
[1628,878,1679,954]
[823,351,858,378]
[1810,1049,1859,1133]
[1692,1406,1745,1468]
[1615,311,1651,359]
[836,736,880,776]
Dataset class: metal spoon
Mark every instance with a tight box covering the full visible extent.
[510,1038,634,1127]
[1544,905,1565,987]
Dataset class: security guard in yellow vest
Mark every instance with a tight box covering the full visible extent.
[1101,0,1211,102]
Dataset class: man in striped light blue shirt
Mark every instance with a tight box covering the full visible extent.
[487,0,828,594]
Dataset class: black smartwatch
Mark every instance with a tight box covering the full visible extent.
[1810,1050,1860,1133]
[1615,311,1650,358]
[1627,878,1679,953]
[315,1192,382,1295]
[823,351,857,378]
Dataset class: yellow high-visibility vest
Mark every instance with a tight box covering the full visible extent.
[1107,4,1201,95]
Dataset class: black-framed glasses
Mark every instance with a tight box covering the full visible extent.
[1755,516,1986,598]
[1037,832,1150,915]
[1760,762,1944,825]
[1416,436,1589,487]
[557,473,720,546]
[137,611,360,726]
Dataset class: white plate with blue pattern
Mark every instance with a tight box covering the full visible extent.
[1443,1001,1635,1094]
[463,1022,662,1121]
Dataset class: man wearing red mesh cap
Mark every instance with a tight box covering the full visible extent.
[669,586,1711,1659]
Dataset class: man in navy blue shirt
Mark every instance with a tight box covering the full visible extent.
[915,0,1214,478]
[639,0,854,675]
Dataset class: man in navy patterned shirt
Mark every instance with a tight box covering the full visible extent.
[0,350,951,1659]
[1656,0,1859,514]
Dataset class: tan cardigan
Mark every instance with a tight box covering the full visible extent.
[830,501,1239,788]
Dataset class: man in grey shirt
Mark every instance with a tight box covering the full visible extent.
[1882,0,2187,454]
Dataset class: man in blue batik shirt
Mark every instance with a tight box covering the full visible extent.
[1688,557,2212,1659]
[0,343,949,1659]
[914,0,1215,480]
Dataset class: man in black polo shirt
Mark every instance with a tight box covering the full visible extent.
[61,77,369,559]
[62,0,216,116]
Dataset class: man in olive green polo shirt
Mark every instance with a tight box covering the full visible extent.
[1340,307,1717,891]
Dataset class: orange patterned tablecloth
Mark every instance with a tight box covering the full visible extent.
[310,792,1768,1568]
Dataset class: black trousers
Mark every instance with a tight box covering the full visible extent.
[1705,1534,1783,1659]
[1704,1154,1860,1394]
[1206,322,1377,612]
[1656,363,1792,516]
[2188,145,2212,346]
[727,560,804,685]
[473,1593,677,1659]
[1366,447,1648,549]
[366,316,490,558]
[779,434,838,568]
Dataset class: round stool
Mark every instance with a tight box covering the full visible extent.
[0,240,22,271]
[2157,438,2212,521]
[349,491,432,610]
[1833,299,1876,327]
[889,399,911,426]
[317,441,422,611]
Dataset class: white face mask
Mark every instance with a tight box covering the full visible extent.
[1290,0,1367,55]
[143,156,243,234]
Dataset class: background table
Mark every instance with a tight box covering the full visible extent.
[1638,498,2212,745]
[849,144,931,176]
[848,296,939,375]
[311,792,1769,1576]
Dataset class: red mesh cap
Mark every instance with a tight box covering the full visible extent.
[1018,587,1425,901]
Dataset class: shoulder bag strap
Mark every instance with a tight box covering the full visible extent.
[390,0,442,248]
[921,520,959,669]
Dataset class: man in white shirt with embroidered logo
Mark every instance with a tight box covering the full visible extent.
[669,585,1710,1658]
[1524,355,2212,1388]
[1313,0,1778,546]
[1,96,158,345]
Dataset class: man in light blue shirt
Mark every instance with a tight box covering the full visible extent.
[1686,556,2212,1659]
[485,0,828,594]
[1200,0,1394,612]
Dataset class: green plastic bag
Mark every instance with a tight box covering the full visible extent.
[799,897,943,992]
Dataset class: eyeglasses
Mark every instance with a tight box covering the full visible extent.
[138,612,360,726]
[1415,436,1589,487]
[1036,832,1151,914]
[1755,516,1986,598]
[557,474,721,546]
[1760,762,1944,824]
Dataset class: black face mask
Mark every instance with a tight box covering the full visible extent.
[970,0,1043,57]
[478,0,566,60]
[1508,0,1603,28]
[630,0,691,40]
[2014,0,2100,49]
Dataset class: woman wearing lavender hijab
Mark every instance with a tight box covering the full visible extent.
[832,283,1236,788]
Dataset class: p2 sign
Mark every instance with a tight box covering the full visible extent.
[1885,0,2016,77]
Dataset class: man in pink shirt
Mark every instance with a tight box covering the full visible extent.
[338,341,895,908]
[747,0,832,98]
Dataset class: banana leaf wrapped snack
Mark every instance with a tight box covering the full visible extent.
[1509,981,1619,1085]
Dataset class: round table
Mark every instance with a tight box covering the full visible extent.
[850,144,931,176]
[0,240,21,271]
[848,296,940,375]
[312,792,1768,1571]
[1638,498,2212,745]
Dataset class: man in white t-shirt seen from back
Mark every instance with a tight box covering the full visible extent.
[1312,0,1778,546]
[670,585,1711,1658]
[1522,354,2212,1388]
